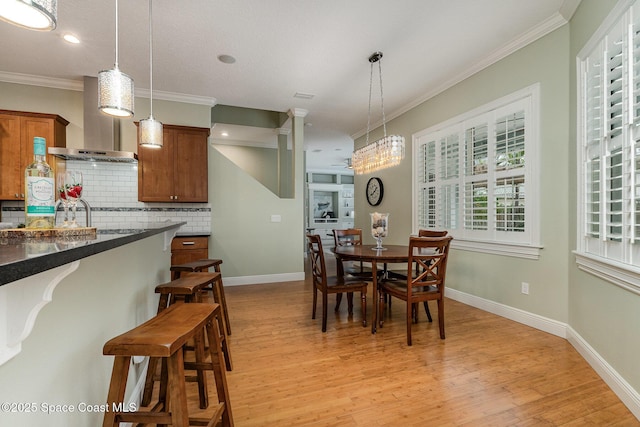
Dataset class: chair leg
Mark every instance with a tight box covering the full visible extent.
[424,301,433,322]
[437,298,445,339]
[335,293,342,312]
[312,286,318,319]
[378,289,385,328]
[406,301,413,346]
[322,292,328,332]
[346,292,354,315]
[360,290,367,327]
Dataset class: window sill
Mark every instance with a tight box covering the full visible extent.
[451,239,542,260]
[574,252,640,296]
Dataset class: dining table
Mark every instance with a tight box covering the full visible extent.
[332,244,409,333]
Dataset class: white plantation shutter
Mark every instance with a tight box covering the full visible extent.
[577,0,640,283]
[417,140,437,229]
[413,85,538,252]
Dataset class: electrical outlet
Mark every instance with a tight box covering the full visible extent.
[521,282,529,295]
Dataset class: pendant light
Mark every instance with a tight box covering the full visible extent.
[0,0,56,31]
[139,0,163,148]
[98,0,134,118]
[352,51,405,175]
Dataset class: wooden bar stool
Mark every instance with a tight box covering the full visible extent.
[171,258,232,336]
[142,273,232,409]
[102,303,233,427]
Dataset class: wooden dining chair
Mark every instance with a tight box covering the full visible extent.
[306,233,368,332]
[379,235,453,345]
[332,228,374,311]
[415,229,449,321]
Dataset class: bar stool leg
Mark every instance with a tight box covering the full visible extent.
[168,350,190,426]
[213,265,232,336]
[102,356,131,427]
[206,314,234,427]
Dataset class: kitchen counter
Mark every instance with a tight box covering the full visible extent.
[0,221,185,286]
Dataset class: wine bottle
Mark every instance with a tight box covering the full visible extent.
[25,137,55,229]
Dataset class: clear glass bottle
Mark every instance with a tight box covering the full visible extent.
[25,137,55,229]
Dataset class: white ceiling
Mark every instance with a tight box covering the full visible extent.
[0,0,579,172]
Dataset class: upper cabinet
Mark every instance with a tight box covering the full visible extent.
[0,110,68,201]
[137,123,210,203]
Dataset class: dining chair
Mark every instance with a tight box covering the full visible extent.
[306,233,368,332]
[379,235,453,345]
[415,229,449,322]
[332,228,374,311]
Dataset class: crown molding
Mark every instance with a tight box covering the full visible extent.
[351,11,570,140]
[0,71,217,106]
[0,71,83,91]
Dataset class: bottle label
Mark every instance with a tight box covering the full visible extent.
[26,176,55,216]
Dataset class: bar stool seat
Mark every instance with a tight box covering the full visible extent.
[102,303,233,427]
[171,259,232,336]
[142,273,232,409]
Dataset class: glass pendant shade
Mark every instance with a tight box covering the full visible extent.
[352,51,405,175]
[0,0,56,31]
[138,0,162,148]
[139,116,163,148]
[98,67,134,118]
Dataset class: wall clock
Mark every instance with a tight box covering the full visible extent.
[366,177,384,206]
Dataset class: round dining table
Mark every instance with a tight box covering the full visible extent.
[332,244,409,333]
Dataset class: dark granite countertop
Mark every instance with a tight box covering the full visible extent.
[0,221,185,286]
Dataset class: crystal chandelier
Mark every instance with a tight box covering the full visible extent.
[98,0,134,118]
[139,0,163,148]
[0,0,57,31]
[352,51,405,175]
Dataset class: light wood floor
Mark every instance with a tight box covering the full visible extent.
[184,264,639,426]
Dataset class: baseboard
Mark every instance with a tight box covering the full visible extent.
[223,271,305,286]
[446,287,640,420]
[445,287,567,337]
[567,327,640,419]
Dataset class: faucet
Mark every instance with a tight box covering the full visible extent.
[55,198,92,227]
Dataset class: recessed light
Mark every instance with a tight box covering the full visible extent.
[63,33,80,44]
[220,131,229,137]
[218,54,236,64]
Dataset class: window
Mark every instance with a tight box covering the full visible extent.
[576,0,640,294]
[413,85,540,259]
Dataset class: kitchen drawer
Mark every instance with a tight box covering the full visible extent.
[171,236,208,251]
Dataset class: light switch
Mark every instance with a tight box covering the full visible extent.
[271,214,282,223]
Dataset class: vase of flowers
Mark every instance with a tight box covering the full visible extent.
[370,212,389,250]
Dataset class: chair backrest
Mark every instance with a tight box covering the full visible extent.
[333,228,363,247]
[407,235,453,295]
[306,234,327,288]
[418,229,448,237]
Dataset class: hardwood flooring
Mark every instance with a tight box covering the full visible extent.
[184,264,639,426]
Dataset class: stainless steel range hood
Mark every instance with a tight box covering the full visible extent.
[49,76,138,163]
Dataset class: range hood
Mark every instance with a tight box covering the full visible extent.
[49,76,138,163]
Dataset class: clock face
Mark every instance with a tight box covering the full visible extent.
[366,177,384,206]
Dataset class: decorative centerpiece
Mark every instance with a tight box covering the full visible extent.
[370,212,389,250]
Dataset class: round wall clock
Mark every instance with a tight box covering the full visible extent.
[366,177,384,206]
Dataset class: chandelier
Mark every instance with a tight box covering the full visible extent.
[352,51,405,175]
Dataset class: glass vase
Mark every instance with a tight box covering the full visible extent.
[370,212,389,250]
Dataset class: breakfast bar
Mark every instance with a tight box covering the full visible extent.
[0,221,186,427]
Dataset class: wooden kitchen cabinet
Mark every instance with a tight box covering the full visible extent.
[0,110,68,201]
[171,236,209,265]
[137,123,209,202]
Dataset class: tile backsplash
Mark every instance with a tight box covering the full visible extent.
[1,160,211,233]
